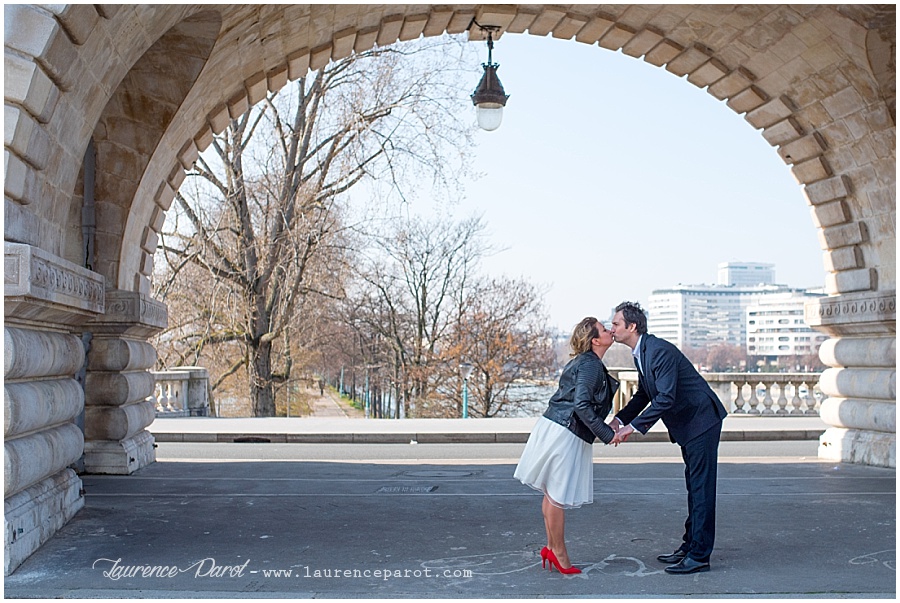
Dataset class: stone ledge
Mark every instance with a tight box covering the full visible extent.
[4,242,104,325]
[805,291,896,336]
[150,429,825,444]
[87,289,166,338]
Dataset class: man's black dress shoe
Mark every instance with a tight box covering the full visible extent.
[665,556,710,574]
[656,550,687,564]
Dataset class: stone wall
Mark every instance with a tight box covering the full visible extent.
[3,243,103,574]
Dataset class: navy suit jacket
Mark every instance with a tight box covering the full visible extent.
[616,334,727,446]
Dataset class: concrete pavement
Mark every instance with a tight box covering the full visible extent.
[4,441,895,598]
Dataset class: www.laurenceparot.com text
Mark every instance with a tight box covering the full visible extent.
[91,557,472,581]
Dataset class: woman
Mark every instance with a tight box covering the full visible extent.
[514,316,619,575]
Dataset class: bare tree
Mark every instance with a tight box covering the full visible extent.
[705,344,748,372]
[153,37,475,416]
[346,214,558,419]
[440,276,556,417]
[349,214,488,417]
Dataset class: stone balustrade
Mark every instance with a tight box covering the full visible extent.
[609,370,822,416]
[150,367,210,417]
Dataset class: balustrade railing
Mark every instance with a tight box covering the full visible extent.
[609,370,822,416]
[149,367,211,417]
[149,367,819,419]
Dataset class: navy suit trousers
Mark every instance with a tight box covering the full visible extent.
[679,421,722,562]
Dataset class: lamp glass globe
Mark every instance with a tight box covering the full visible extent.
[476,103,504,131]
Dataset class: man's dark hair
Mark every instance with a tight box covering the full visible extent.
[615,301,648,335]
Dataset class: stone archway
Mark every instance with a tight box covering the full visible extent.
[4,4,895,574]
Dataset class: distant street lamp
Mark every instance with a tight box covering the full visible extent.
[365,364,381,419]
[470,24,509,131]
[460,362,474,418]
[364,368,370,419]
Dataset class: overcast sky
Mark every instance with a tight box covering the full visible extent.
[429,33,825,332]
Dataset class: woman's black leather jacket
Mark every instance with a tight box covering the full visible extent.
[543,352,618,444]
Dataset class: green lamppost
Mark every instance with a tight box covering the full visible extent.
[460,362,474,418]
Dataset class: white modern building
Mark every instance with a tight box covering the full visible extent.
[648,263,826,357]
[649,284,793,350]
[746,291,829,363]
[718,262,775,287]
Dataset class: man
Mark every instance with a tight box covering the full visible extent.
[609,301,727,575]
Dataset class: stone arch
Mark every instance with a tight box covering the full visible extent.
[4,5,894,298]
[91,10,222,284]
[107,5,895,304]
[4,3,895,575]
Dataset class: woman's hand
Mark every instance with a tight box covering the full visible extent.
[610,424,634,446]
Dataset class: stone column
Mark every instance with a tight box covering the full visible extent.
[4,243,105,575]
[83,289,167,474]
[806,291,896,468]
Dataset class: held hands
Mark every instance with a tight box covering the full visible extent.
[610,423,635,446]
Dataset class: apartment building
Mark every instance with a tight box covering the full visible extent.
[647,263,826,359]
[746,291,829,360]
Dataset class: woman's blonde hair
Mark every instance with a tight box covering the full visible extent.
[570,317,600,356]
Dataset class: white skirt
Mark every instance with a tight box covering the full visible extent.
[513,417,594,509]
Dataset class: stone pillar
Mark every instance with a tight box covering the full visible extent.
[181,366,210,416]
[806,291,896,468]
[4,243,105,575]
[83,289,167,474]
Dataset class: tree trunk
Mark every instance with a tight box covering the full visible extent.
[250,341,277,416]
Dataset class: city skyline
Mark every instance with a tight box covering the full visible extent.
[409,33,825,331]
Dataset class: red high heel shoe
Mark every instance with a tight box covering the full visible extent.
[541,547,582,574]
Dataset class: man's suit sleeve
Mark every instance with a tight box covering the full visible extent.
[630,345,680,434]
[615,382,650,427]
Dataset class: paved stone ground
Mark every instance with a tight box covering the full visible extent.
[5,447,895,599]
[307,388,364,419]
